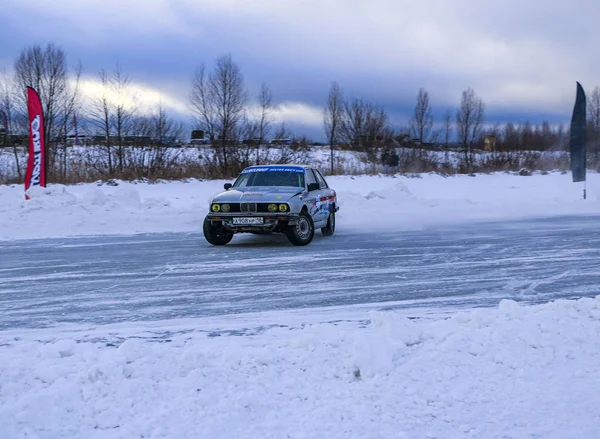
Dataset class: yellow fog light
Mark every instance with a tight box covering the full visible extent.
[221,203,230,212]
[211,204,220,212]
[268,204,277,212]
[278,204,288,212]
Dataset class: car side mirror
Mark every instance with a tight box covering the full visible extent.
[307,182,319,192]
[224,183,232,190]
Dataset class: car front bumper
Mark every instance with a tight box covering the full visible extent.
[205,212,301,232]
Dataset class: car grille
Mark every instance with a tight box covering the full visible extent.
[240,202,257,212]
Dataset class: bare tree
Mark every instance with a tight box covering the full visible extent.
[117,114,152,177]
[13,43,80,180]
[273,122,292,140]
[0,67,21,179]
[88,69,114,173]
[190,54,247,174]
[503,122,520,151]
[112,64,137,172]
[87,64,136,176]
[323,81,343,174]
[256,82,272,165]
[124,102,184,178]
[439,109,453,165]
[340,98,388,153]
[555,123,569,152]
[442,109,452,149]
[588,87,600,130]
[239,114,259,166]
[410,87,433,155]
[587,86,600,160]
[149,102,184,173]
[273,122,294,163]
[190,64,216,138]
[56,61,82,179]
[456,88,484,173]
[270,123,310,164]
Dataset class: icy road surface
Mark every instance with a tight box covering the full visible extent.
[1,215,600,331]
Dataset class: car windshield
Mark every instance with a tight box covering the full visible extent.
[233,170,305,188]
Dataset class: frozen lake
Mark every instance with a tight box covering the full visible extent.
[1,215,600,331]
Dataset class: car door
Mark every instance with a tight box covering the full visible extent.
[313,169,335,219]
[308,168,332,225]
[304,168,323,224]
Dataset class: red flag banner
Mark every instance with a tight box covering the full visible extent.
[24,86,46,198]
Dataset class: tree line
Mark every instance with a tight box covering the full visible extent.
[0,44,189,181]
[1,43,599,182]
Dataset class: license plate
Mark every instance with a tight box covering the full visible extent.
[232,217,263,225]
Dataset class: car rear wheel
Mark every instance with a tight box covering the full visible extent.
[203,218,234,245]
[321,209,335,236]
[286,211,314,246]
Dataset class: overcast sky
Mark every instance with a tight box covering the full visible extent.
[2,0,599,140]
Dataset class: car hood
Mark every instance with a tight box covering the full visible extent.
[212,186,304,203]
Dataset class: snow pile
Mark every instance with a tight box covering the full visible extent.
[1,296,599,438]
[1,171,600,241]
[336,172,600,229]
[0,179,228,240]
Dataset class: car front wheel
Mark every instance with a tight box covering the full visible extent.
[286,211,314,246]
[203,218,234,245]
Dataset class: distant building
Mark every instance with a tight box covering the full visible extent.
[191,130,205,140]
[484,135,496,152]
[270,138,292,146]
[242,138,265,146]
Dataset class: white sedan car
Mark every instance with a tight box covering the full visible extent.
[203,164,338,246]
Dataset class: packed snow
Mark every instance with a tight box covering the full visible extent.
[1,171,599,240]
[2,170,600,438]
[1,297,600,438]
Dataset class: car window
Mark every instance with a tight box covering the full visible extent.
[233,170,305,188]
[314,169,328,189]
[305,169,318,188]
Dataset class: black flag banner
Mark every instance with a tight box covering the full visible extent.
[569,82,586,185]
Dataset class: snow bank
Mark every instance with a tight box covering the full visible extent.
[0,178,227,240]
[1,296,599,438]
[1,171,600,240]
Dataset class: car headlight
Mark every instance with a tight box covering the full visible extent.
[278,204,288,212]
[221,203,230,212]
[268,203,277,212]
[211,204,220,212]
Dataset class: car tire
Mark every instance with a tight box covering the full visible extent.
[203,218,234,246]
[286,210,314,246]
[321,209,335,236]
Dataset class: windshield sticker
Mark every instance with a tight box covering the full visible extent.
[241,166,305,174]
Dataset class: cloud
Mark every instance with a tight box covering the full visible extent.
[272,102,323,127]
[77,75,324,141]
[77,77,189,116]
[2,0,599,136]
[3,0,195,40]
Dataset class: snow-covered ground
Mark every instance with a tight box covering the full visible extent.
[2,171,600,438]
[1,297,600,438]
[0,170,598,240]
